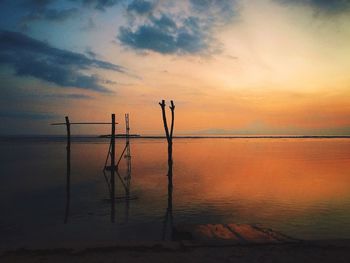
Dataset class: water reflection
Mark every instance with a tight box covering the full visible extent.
[64,127,134,224]
[162,177,173,240]
[102,155,133,223]
[64,123,71,224]
[55,138,350,240]
[63,121,177,240]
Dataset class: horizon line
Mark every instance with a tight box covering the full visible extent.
[1,134,350,139]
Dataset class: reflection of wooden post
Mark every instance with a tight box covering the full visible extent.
[168,179,173,238]
[162,179,173,240]
[51,116,120,223]
[64,116,71,224]
[111,114,116,223]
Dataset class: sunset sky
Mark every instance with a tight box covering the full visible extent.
[1,0,350,135]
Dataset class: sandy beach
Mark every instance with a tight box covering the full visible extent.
[2,240,350,263]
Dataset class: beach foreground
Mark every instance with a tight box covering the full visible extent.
[2,240,350,263]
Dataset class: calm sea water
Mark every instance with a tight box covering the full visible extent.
[1,137,350,249]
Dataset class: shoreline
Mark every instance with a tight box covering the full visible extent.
[2,239,350,263]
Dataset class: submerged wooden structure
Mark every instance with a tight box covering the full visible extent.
[51,113,132,223]
[50,103,298,244]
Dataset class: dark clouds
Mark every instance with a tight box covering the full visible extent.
[81,0,121,11]
[28,8,78,21]
[118,14,212,54]
[0,30,124,92]
[277,0,350,14]
[22,0,53,9]
[15,0,78,28]
[190,0,236,22]
[22,0,122,12]
[12,0,124,30]
[9,0,122,30]
[118,23,209,55]
[117,0,238,55]
[19,8,78,30]
[1,0,238,56]
[126,0,154,14]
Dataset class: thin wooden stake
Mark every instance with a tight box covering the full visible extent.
[111,113,116,223]
[64,116,71,224]
[170,100,175,139]
[125,113,131,222]
[159,101,175,183]
[65,116,71,151]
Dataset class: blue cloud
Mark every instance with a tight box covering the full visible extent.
[118,14,212,54]
[81,0,121,11]
[119,25,176,54]
[22,0,122,11]
[118,1,238,55]
[127,0,154,15]
[22,0,54,9]
[150,14,177,31]
[190,0,237,23]
[19,7,78,30]
[19,0,121,12]
[0,30,124,92]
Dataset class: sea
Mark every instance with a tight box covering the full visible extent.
[1,136,350,249]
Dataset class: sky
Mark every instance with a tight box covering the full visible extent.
[0,0,350,135]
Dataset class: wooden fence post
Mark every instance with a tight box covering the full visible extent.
[64,116,71,224]
[111,113,116,222]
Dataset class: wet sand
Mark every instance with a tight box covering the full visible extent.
[1,240,350,263]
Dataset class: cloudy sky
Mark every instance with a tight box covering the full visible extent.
[0,0,350,135]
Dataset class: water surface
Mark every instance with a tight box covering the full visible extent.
[1,137,350,249]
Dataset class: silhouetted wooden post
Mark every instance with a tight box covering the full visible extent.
[125,113,131,222]
[159,100,175,185]
[111,113,116,222]
[64,116,71,224]
[50,116,120,223]
[168,101,175,183]
[65,116,71,152]
[159,101,175,239]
